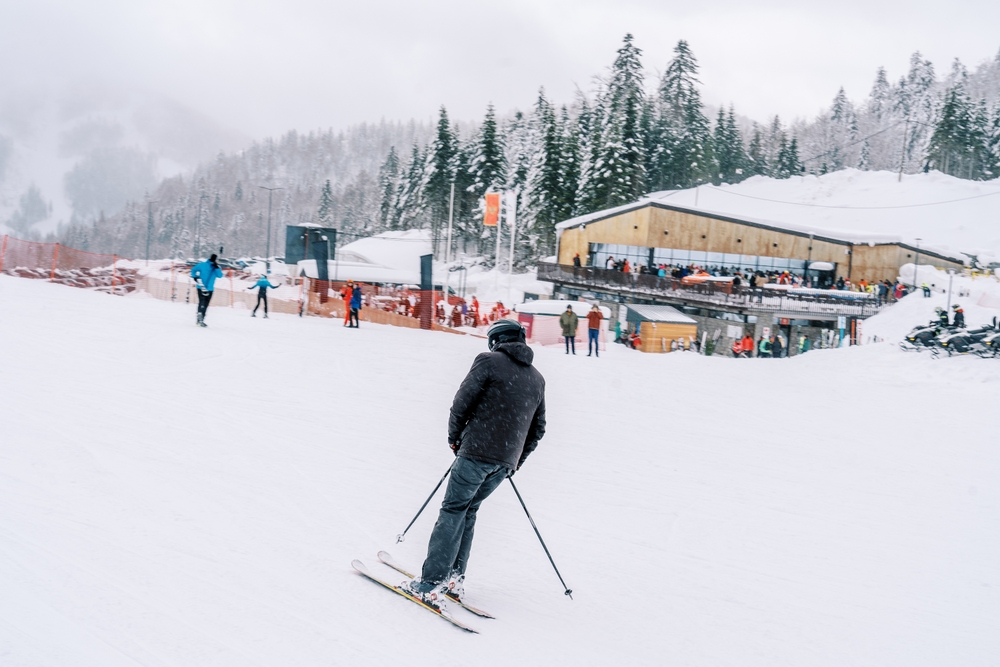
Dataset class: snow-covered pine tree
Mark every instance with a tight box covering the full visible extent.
[318,178,335,226]
[747,124,767,177]
[465,104,507,256]
[557,105,581,222]
[425,107,458,253]
[396,143,427,231]
[592,33,646,208]
[524,88,564,257]
[376,148,400,231]
[655,39,715,190]
[713,105,747,184]
[925,85,995,179]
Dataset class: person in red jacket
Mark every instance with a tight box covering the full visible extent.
[586,304,603,357]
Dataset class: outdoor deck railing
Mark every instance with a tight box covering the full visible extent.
[536,262,887,318]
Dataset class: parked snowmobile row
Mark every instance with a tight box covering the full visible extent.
[900,314,1000,357]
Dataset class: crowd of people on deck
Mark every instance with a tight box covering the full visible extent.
[592,254,910,302]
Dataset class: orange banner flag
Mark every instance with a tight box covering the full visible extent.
[483,193,500,226]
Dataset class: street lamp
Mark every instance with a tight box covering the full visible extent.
[259,186,285,270]
[913,237,922,288]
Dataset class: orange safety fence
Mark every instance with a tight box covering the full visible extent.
[0,235,136,294]
[302,278,467,333]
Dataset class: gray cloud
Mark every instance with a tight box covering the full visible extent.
[3,0,999,138]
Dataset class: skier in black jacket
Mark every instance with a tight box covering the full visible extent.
[406,319,546,604]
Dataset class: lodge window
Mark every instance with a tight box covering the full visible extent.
[589,243,808,274]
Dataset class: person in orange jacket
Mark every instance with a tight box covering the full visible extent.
[340,281,354,326]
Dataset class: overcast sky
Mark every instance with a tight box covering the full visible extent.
[4,0,1000,140]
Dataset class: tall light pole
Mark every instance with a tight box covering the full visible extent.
[443,182,455,307]
[913,237,922,288]
[145,199,157,265]
[259,186,284,271]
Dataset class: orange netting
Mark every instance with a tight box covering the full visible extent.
[0,235,136,294]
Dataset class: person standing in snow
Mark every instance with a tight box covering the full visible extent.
[190,254,224,327]
[405,319,546,605]
[340,281,354,326]
[773,334,785,358]
[586,304,603,357]
[348,282,362,327]
[559,304,578,355]
[248,273,280,318]
[952,305,965,328]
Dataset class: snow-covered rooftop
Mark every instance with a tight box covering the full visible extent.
[338,230,432,271]
[625,304,697,324]
[556,170,1000,262]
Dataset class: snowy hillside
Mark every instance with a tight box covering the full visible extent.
[1,277,998,666]
[650,169,1000,261]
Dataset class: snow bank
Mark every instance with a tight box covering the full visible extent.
[862,264,1000,342]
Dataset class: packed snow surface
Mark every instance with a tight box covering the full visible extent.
[1,276,999,666]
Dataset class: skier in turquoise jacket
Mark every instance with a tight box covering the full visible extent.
[190,254,224,327]
[248,274,280,318]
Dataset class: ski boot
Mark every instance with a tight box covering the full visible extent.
[402,579,449,608]
[445,573,465,603]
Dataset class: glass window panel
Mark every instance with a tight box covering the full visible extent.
[723,253,741,266]
[690,251,707,263]
[706,252,724,263]
[672,249,689,263]
[757,257,773,269]
[789,259,805,271]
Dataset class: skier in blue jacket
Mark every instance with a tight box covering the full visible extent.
[248,273,280,318]
[190,254,224,327]
[348,283,362,327]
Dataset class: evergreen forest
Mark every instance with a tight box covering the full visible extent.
[54,36,1000,266]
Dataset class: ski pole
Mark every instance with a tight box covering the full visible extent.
[396,461,454,543]
[508,477,573,599]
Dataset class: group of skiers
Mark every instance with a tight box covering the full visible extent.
[731,332,813,358]
[558,304,605,356]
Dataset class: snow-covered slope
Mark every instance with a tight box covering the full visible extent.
[647,170,1000,261]
[1,276,998,666]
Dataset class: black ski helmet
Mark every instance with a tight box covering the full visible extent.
[486,319,525,350]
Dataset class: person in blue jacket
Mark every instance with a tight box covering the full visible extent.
[190,254,224,327]
[248,273,280,318]
[348,282,362,327]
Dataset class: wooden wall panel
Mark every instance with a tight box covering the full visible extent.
[557,204,964,281]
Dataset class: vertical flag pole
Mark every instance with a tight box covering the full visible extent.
[494,192,504,291]
[444,182,455,321]
[507,191,517,305]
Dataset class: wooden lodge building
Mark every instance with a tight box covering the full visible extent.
[539,197,965,353]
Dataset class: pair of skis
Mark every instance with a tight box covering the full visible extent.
[352,551,493,633]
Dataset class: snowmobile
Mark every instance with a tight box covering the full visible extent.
[900,323,950,352]
[976,330,1000,358]
[935,325,995,357]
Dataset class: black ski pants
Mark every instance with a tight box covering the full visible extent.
[197,289,213,321]
[253,292,268,315]
[420,457,507,585]
[349,307,359,327]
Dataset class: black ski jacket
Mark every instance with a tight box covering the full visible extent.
[449,342,546,471]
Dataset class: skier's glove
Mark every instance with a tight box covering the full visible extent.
[449,442,459,456]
